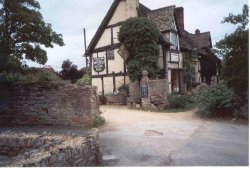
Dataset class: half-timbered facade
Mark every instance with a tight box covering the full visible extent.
[85,0,220,95]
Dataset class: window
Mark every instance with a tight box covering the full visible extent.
[170,32,178,50]
[107,50,114,60]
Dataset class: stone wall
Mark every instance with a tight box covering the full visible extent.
[140,79,169,110]
[0,83,99,127]
[0,129,101,167]
[148,79,169,99]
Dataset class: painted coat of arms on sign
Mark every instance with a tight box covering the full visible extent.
[93,57,105,72]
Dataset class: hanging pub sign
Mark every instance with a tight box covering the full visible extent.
[93,57,105,72]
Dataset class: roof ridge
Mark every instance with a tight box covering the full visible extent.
[85,0,121,55]
[150,5,176,12]
[139,3,151,11]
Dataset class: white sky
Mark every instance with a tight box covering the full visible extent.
[27,0,248,71]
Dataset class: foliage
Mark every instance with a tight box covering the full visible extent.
[0,0,64,73]
[0,71,61,84]
[76,74,91,86]
[93,115,106,128]
[59,59,84,84]
[183,51,198,90]
[118,17,160,82]
[167,94,190,109]
[195,83,236,117]
[81,67,91,76]
[215,4,249,99]
[36,72,60,82]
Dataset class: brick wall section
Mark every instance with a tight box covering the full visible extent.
[0,83,99,127]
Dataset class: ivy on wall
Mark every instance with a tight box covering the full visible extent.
[118,17,161,82]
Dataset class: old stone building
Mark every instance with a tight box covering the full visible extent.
[85,0,220,95]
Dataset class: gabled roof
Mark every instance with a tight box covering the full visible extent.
[85,0,173,56]
[138,3,151,17]
[86,0,213,57]
[85,0,121,56]
[147,6,176,32]
[180,30,212,55]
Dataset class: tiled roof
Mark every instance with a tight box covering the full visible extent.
[138,3,151,17]
[139,4,212,53]
[146,6,176,32]
[86,0,214,56]
[180,30,212,54]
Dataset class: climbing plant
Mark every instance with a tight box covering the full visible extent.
[118,17,160,82]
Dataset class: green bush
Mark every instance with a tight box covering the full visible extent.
[195,83,236,117]
[0,72,22,83]
[167,94,190,109]
[93,115,106,128]
[36,72,60,82]
[76,74,91,86]
[0,71,60,84]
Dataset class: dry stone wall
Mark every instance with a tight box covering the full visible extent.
[0,83,99,127]
[0,129,101,167]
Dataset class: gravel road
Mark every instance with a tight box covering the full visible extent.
[99,105,249,166]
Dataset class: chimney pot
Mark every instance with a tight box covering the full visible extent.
[195,29,200,34]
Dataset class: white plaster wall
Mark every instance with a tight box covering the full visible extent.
[163,32,170,42]
[169,63,179,69]
[108,49,125,74]
[95,0,139,49]
[115,76,126,91]
[168,69,172,93]
[113,26,120,44]
[92,78,103,95]
[103,77,114,94]
[158,45,164,69]
[125,0,139,19]
[158,56,164,69]
[179,53,183,68]
[93,76,129,95]
[109,1,127,25]
[193,59,201,83]
[95,29,111,48]
[108,0,138,25]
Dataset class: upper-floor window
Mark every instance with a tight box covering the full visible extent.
[170,32,178,50]
[107,50,115,60]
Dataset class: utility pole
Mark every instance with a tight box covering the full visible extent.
[83,28,88,68]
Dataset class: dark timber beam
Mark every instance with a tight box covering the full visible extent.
[92,72,128,79]
[92,43,121,53]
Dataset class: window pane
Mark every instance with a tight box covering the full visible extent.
[107,50,114,60]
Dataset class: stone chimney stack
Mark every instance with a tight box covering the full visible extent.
[126,0,139,18]
[195,29,200,34]
[175,7,184,32]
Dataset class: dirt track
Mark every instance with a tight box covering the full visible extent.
[99,105,249,166]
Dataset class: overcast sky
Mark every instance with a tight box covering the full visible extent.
[29,0,248,71]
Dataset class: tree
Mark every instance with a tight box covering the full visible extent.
[118,17,160,82]
[0,0,64,73]
[59,59,84,83]
[215,5,249,100]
